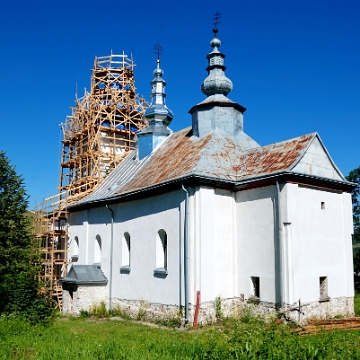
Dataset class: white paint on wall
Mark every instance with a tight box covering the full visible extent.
[198,187,236,302]
[65,180,354,322]
[342,191,355,295]
[283,183,354,303]
[68,190,185,307]
[236,186,276,303]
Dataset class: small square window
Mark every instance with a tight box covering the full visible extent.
[321,202,325,210]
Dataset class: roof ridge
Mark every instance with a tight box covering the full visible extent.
[259,132,317,150]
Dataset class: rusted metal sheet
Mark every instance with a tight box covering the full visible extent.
[233,133,315,180]
[116,128,212,195]
[116,130,314,195]
[77,128,315,204]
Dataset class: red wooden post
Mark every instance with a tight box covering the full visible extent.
[193,291,201,328]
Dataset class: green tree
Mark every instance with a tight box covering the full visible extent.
[0,151,52,323]
[347,167,360,279]
[0,151,33,280]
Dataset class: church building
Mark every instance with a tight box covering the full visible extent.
[61,27,355,324]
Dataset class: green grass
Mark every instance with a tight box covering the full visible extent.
[1,294,360,359]
[1,314,360,360]
[355,291,360,316]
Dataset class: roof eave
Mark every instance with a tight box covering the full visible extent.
[233,171,356,192]
[189,100,247,114]
[60,278,108,286]
[68,171,356,212]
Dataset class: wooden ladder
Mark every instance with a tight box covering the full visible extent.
[53,285,63,311]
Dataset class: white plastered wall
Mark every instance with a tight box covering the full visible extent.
[68,189,184,307]
[192,187,237,303]
[68,210,89,264]
[236,186,277,303]
[66,180,354,316]
[281,183,354,305]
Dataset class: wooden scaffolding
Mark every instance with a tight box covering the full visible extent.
[34,52,147,309]
[60,52,148,201]
[33,193,69,309]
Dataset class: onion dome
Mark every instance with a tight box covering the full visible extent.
[201,27,233,97]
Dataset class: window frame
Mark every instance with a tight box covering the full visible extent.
[120,232,131,273]
[154,229,168,276]
[94,234,102,266]
[248,276,260,303]
[71,236,79,262]
[319,276,330,302]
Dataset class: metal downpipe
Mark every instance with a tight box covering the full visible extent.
[182,184,189,324]
[106,204,114,310]
[275,179,283,308]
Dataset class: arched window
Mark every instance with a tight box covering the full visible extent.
[94,234,102,265]
[121,232,130,271]
[71,236,79,262]
[155,229,167,274]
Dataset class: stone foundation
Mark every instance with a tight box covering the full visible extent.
[112,297,278,325]
[189,297,277,324]
[62,284,107,315]
[111,298,183,323]
[282,296,354,325]
[63,294,354,325]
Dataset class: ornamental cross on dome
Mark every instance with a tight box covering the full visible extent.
[212,11,221,29]
[154,43,163,60]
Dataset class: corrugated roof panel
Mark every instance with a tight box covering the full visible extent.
[77,127,316,205]
[116,128,212,194]
[77,150,151,204]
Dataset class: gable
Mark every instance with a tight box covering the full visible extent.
[291,136,344,181]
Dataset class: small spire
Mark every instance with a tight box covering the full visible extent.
[137,45,173,160]
[143,44,174,126]
[201,13,233,98]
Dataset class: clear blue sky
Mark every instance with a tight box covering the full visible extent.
[1,0,359,208]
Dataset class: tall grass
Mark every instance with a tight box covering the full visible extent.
[1,313,360,359]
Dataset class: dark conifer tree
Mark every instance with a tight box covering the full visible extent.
[347,167,360,290]
[0,151,52,323]
[0,151,33,282]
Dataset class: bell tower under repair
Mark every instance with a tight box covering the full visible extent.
[60,53,147,202]
[34,53,147,309]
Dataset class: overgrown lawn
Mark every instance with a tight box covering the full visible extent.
[1,314,360,359]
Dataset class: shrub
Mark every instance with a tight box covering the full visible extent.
[3,272,54,325]
[215,296,223,320]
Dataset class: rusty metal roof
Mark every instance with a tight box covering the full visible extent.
[116,128,316,194]
[76,128,327,206]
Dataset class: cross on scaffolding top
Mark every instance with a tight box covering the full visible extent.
[154,43,163,60]
[212,11,221,29]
